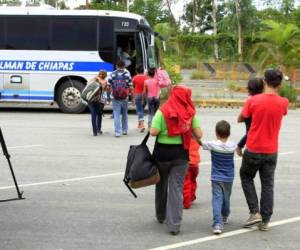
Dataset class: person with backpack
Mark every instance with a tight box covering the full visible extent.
[107,61,133,137]
[86,70,108,136]
[144,67,160,129]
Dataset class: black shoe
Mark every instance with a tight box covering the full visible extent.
[157,219,164,224]
[98,131,103,134]
[170,230,180,236]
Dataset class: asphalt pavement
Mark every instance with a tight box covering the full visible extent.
[0,108,299,250]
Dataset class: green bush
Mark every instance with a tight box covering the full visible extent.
[226,81,241,92]
[162,56,182,84]
[279,84,297,102]
[178,48,203,69]
[178,57,199,69]
[191,70,205,80]
[159,88,171,101]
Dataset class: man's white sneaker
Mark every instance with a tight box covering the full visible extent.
[212,225,223,235]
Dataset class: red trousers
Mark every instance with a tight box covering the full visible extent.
[183,166,199,209]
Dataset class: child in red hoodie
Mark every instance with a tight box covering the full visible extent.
[183,137,201,209]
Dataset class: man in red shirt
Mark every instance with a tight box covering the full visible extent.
[132,65,148,132]
[239,69,288,231]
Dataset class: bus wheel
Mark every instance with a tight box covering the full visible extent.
[56,80,86,113]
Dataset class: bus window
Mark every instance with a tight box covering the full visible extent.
[52,17,97,51]
[135,33,144,70]
[98,17,114,63]
[6,16,49,50]
[0,17,4,49]
[99,17,114,51]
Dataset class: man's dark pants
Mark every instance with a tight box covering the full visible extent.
[240,150,277,223]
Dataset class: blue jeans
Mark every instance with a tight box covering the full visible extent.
[147,97,160,127]
[88,102,104,135]
[212,181,233,227]
[135,94,144,121]
[112,99,128,135]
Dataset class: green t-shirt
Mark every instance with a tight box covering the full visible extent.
[151,110,200,144]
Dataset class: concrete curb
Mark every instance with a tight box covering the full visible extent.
[193,99,300,109]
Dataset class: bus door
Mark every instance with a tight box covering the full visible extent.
[0,73,3,100]
[115,31,147,76]
[1,73,30,102]
[137,31,148,70]
[114,18,148,74]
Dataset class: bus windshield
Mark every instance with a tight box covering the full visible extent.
[148,45,158,68]
[143,30,158,68]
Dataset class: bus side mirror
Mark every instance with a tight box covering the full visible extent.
[162,41,166,52]
[154,32,166,52]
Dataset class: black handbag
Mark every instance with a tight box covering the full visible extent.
[123,132,160,198]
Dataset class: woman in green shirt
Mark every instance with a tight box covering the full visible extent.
[150,86,202,235]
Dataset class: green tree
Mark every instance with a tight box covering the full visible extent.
[251,20,300,77]
[257,8,286,24]
[219,0,259,61]
[165,0,177,26]
[182,0,225,33]
[0,0,21,6]
[261,0,281,8]
[45,0,69,9]
[281,0,295,16]
[84,0,125,11]
[130,0,169,27]
[292,7,300,27]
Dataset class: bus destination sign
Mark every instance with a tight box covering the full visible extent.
[115,18,136,30]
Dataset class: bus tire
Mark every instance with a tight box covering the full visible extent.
[56,79,86,113]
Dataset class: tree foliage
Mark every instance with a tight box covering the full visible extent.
[0,0,21,5]
[45,0,69,9]
[182,0,225,33]
[218,0,259,36]
[130,0,169,27]
[292,7,300,27]
[281,0,295,16]
[84,0,125,11]
[251,20,300,70]
[257,8,287,23]
[73,0,300,68]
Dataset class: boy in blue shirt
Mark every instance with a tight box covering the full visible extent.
[201,120,236,234]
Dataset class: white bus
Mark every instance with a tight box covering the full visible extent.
[0,8,160,113]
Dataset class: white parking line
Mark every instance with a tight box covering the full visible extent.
[8,144,43,149]
[278,151,294,155]
[148,216,300,250]
[0,151,294,190]
[0,172,123,190]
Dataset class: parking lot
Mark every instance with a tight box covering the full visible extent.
[0,108,299,250]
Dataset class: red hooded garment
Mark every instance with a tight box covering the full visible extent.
[160,86,196,150]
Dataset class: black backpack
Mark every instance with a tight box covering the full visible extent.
[123,133,160,198]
